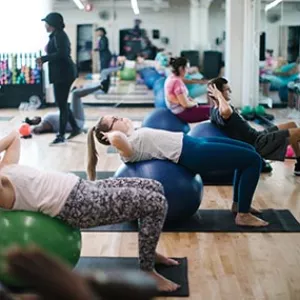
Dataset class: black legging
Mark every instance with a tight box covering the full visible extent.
[53,81,79,137]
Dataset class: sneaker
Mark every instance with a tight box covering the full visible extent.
[261,162,273,173]
[50,135,66,145]
[24,116,41,125]
[67,128,83,140]
[294,163,300,176]
[119,62,125,71]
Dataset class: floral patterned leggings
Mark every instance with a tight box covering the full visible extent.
[57,177,168,271]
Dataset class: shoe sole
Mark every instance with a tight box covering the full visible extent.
[49,141,67,146]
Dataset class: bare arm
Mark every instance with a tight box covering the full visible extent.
[105,131,133,158]
[0,131,21,168]
[273,65,298,77]
[208,84,233,119]
[218,95,233,119]
[182,78,208,85]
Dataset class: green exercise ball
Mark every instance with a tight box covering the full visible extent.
[241,105,254,116]
[255,105,266,116]
[120,68,136,81]
[0,210,82,287]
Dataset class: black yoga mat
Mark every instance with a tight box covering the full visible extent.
[72,170,233,186]
[72,171,115,180]
[75,257,189,297]
[3,257,188,297]
[81,209,300,233]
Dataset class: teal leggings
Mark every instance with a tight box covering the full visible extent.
[178,135,262,213]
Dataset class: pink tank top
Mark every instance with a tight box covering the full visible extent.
[164,74,188,114]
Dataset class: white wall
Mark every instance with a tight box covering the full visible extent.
[208,2,300,60]
[0,0,51,52]
[58,6,190,58]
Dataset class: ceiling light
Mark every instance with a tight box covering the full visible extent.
[131,0,140,15]
[265,0,283,12]
[73,0,84,10]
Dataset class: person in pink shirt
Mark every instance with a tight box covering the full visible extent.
[164,57,210,123]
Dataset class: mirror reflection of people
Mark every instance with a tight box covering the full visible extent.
[36,12,82,145]
[95,27,112,71]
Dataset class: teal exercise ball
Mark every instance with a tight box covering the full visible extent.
[185,73,207,98]
[0,210,82,287]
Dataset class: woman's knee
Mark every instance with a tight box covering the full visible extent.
[148,179,164,195]
[150,192,168,216]
[247,151,262,170]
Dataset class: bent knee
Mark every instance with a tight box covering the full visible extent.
[288,127,300,138]
[152,180,164,195]
[244,150,262,168]
[151,192,168,214]
[289,122,298,128]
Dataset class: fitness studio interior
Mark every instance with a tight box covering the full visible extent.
[1,0,300,299]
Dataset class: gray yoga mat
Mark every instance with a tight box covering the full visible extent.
[0,116,13,121]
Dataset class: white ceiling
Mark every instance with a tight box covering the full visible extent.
[53,0,300,10]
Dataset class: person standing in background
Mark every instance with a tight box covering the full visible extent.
[36,12,82,145]
[95,27,112,71]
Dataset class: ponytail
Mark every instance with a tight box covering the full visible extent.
[87,127,98,181]
[169,56,188,76]
[169,57,176,66]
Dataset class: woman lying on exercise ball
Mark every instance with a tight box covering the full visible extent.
[164,57,210,123]
[0,131,179,292]
[87,116,269,228]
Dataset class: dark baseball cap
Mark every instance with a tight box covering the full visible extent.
[42,12,65,29]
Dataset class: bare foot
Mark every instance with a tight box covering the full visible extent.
[236,213,269,227]
[146,270,180,292]
[155,252,179,266]
[231,202,261,214]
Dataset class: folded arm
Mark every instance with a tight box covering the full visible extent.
[106,131,133,158]
[208,84,233,120]
[0,131,21,167]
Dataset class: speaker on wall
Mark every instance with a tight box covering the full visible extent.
[203,51,223,79]
[180,50,200,67]
[260,32,266,61]
[152,30,160,39]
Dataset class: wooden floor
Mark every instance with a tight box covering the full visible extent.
[1,105,300,300]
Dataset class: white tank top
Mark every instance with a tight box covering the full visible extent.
[1,164,79,216]
[121,128,183,163]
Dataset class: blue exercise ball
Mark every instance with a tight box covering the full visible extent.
[188,121,234,185]
[139,67,155,79]
[279,85,288,102]
[142,108,190,133]
[188,120,227,138]
[114,160,203,222]
[144,71,161,90]
[153,77,166,95]
[154,89,167,108]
